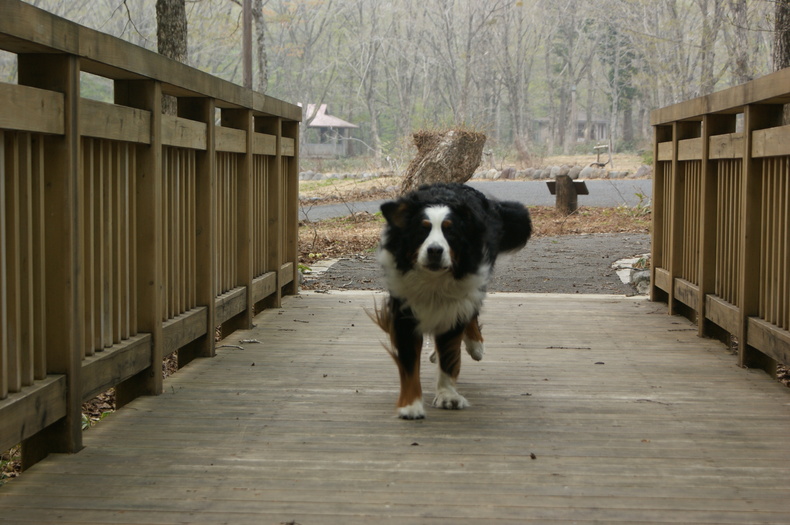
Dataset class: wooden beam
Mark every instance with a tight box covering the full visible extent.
[0,376,66,457]
[18,52,84,463]
[0,84,63,135]
[651,125,672,303]
[221,109,254,329]
[698,114,737,337]
[113,79,164,406]
[738,105,783,374]
[257,117,283,308]
[179,97,217,359]
[282,119,300,297]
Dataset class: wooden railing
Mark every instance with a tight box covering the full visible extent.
[651,67,790,375]
[0,0,300,468]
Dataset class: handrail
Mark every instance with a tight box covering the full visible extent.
[651,67,790,377]
[0,0,300,469]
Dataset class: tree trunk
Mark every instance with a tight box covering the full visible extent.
[400,130,486,194]
[156,0,187,114]
[252,0,268,93]
[775,0,790,70]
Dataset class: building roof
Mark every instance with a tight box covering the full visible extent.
[305,104,358,129]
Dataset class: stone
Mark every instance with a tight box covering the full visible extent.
[634,164,653,178]
[501,167,516,179]
[568,165,582,180]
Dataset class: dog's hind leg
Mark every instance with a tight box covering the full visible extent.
[391,303,425,420]
[463,315,484,361]
[433,324,470,410]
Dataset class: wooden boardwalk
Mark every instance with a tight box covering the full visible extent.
[1,291,789,524]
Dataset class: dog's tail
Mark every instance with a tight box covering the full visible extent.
[495,200,532,253]
[365,298,399,364]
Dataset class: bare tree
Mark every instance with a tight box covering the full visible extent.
[775,0,790,70]
[156,0,187,114]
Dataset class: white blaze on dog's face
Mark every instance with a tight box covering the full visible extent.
[417,205,453,272]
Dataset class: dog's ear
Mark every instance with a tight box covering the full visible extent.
[381,200,410,229]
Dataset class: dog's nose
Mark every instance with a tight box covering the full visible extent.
[426,244,443,260]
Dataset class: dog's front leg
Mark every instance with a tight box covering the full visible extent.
[392,303,425,419]
[433,323,469,410]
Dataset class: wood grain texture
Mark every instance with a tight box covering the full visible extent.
[1,292,789,523]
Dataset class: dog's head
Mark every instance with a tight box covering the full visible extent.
[380,195,482,277]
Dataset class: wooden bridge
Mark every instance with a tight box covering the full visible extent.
[1,1,790,522]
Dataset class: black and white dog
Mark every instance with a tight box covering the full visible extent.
[372,182,532,419]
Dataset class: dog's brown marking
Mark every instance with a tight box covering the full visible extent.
[397,336,423,408]
[435,329,464,380]
[464,315,483,344]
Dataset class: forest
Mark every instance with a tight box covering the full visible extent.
[1,0,781,165]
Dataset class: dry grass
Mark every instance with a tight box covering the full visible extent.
[299,206,651,265]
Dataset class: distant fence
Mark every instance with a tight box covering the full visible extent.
[651,67,790,375]
[0,0,300,468]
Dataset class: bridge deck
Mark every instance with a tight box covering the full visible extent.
[1,291,789,524]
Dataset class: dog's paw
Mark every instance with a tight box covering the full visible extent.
[432,390,470,410]
[398,399,425,420]
[465,339,484,361]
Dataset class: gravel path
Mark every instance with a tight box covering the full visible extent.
[303,233,651,295]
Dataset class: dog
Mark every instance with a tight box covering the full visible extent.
[371,182,532,419]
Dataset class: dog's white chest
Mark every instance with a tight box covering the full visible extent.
[380,249,490,334]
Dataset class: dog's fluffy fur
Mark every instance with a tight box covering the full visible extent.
[372,182,532,419]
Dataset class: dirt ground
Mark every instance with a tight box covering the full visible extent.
[302,232,650,295]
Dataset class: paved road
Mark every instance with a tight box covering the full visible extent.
[300,179,653,222]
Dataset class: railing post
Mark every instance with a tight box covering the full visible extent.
[113,80,165,404]
[221,108,254,329]
[698,114,736,337]
[651,124,672,303]
[179,98,217,360]
[257,117,283,308]
[667,121,700,315]
[17,53,83,464]
[738,104,782,374]
[282,119,300,296]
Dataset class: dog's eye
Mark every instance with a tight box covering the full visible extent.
[442,220,452,229]
[421,220,431,229]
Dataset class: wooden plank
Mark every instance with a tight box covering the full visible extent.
[752,125,790,158]
[673,278,699,312]
[0,1,302,121]
[161,307,208,358]
[747,317,790,367]
[214,287,246,326]
[0,375,66,452]
[80,334,151,402]
[654,267,671,292]
[651,67,790,125]
[677,137,702,161]
[281,136,295,157]
[252,133,276,156]
[705,294,740,334]
[2,293,790,523]
[215,126,246,154]
[80,99,150,144]
[656,141,672,162]
[161,114,207,150]
[709,132,744,159]
[251,271,276,303]
[0,83,63,135]
[279,261,294,287]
